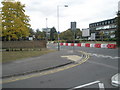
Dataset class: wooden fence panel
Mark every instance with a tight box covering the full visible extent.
[2,40,46,49]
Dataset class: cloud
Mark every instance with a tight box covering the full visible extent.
[1,0,119,31]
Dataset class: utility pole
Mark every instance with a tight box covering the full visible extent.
[57,5,68,51]
[46,18,48,41]
[45,18,48,47]
[71,22,76,51]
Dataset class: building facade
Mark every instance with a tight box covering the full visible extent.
[89,18,117,40]
[42,28,51,39]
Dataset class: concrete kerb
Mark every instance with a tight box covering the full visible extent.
[2,61,74,79]
[2,50,89,79]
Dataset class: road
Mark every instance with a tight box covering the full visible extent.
[2,43,119,89]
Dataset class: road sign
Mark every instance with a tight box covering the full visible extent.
[58,31,60,34]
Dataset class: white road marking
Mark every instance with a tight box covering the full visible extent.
[99,83,105,90]
[71,80,100,89]
[87,60,118,70]
[61,55,82,62]
[87,53,119,60]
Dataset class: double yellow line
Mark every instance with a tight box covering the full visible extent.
[1,51,90,84]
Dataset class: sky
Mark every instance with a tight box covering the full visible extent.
[1,0,119,32]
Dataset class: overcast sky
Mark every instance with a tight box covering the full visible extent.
[1,0,119,32]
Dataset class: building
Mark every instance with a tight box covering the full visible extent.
[82,28,90,40]
[89,18,117,40]
[42,28,51,39]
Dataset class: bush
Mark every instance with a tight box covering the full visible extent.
[103,38,109,41]
[103,38,116,41]
[109,38,117,41]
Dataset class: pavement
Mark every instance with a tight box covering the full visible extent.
[2,50,83,78]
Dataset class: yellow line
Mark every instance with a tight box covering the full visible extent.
[2,51,90,84]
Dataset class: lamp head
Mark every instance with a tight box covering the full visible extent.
[64,5,68,7]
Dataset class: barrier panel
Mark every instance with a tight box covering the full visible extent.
[71,43,74,46]
[101,44,108,48]
[74,43,77,46]
[68,43,71,46]
[81,43,85,47]
[85,43,90,47]
[63,43,66,46]
[77,43,81,47]
[60,43,63,46]
[90,44,95,47]
[66,43,68,46]
[107,44,117,49]
[95,44,101,48]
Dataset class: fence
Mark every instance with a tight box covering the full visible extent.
[2,40,46,49]
[60,43,117,49]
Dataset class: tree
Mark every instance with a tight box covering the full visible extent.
[29,28,35,37]
[35,29,42,40]
[2,0,30,41]
[59,28,82,41]
[60,29,73,40]
[99,31,104,41]
[75,28,82,39]
[50,27,57,41]
[35,29,46,40]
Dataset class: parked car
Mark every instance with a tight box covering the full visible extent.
[111,73,120,87]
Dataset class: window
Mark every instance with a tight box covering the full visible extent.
[105,21,107,25]
[108,21,111,24]
[102,22,104,25]
[111,20,114,23]
[109,25,116,28]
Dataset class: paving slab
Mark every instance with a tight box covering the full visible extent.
[2,50,82,78]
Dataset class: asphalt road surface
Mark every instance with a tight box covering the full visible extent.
[2,43,119,89]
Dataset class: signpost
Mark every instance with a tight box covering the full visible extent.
[58,31,60,51]
[71,22,76,51]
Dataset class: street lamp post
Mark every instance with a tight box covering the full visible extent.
[46,18,48,42]
[57,5,68,51]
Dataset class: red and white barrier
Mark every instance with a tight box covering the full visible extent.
[95,44,101,48]
[101,44,108,48]
[85,43,90,47]
[63,43,66,46]
[107,44,117,49]
[74,43,78,46]
[90,44,95,47]
[77,43,81,47]
[59,43,117,49]
[81,43,85,47]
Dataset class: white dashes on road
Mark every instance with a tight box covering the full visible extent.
[69,80,105,90]
[87,53,120,60]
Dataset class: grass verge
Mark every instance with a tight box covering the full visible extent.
[2,49,56,63]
